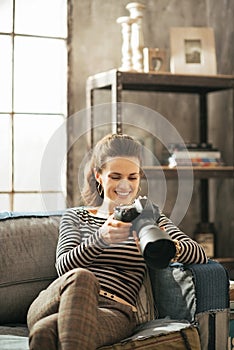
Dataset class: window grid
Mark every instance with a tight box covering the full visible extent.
[0,1,68,212]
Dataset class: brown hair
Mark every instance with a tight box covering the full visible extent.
[81,134,143,206]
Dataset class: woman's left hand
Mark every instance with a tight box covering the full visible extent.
[99,215,133,245]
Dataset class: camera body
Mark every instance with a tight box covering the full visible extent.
[114,197,176,269]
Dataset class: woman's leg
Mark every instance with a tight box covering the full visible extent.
[57,268,100,350]
[27,268,100,350]
[96,298,136,348]
[27,269,82,329]
[27,268,136,350]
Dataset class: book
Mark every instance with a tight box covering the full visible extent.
[168,142,214,152]
[168,158,222,167]
[161,143,223,167]
[171,150,221,159]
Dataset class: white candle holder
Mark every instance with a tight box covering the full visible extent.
[116,16,134,71]
[126,2,146,72]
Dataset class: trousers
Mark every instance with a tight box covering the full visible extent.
[27,268,136,350]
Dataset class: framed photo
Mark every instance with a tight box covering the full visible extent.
[170,27,217,75]
[143,48,167,73]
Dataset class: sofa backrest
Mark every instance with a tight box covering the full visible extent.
[0,213,62,324]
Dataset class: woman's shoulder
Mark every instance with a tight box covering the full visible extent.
[61,206,105,227]
[63,205,88,214]
[62,206,97,219]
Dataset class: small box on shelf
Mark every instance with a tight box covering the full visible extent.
[230,280,234,309]
[230,316,234,350]
[228,280,234,349]
[193,222,217,258]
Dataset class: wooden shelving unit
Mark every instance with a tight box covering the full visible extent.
[86,70,234,259]
[86,70,234,145]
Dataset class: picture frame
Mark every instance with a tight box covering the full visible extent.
[143,48,167,73]
[170,27,217,75]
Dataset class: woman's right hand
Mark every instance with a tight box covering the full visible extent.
[99,215,133,245]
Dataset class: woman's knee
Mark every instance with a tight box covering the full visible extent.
[29,314,58,349]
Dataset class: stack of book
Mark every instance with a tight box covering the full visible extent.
[164,143,223,167]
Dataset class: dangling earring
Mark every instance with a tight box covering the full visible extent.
[97,183,103,196]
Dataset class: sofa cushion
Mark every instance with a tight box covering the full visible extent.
[0,213,62,324]
[0,320,201,350]
[149,263,196,322]
[98,319,201,349]
[0,335,29,350]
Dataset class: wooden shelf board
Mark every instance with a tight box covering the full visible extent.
[215,257,234,263]
[87,69,234,94]
[142,166,234,179]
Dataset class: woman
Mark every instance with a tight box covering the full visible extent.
[27,133,207,350]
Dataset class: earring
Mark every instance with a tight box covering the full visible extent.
[97,183,103,196]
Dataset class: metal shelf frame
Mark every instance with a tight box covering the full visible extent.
[86,69,234,222]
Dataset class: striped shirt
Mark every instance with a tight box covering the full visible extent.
[56,207,208,306]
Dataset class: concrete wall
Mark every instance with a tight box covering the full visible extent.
[67,0,234,258]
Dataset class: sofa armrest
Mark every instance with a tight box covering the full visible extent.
[185,260,230,350]
[184,259,229,312]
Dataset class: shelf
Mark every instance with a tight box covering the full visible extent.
[87,69,234,94]
[87,69,234,225]
[142,166,234,179]
[216,257,234,263]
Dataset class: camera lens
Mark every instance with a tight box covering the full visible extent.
[138,225,176,269]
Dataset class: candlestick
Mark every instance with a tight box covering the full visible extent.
[116,16,134,71]
[126,2,146,72]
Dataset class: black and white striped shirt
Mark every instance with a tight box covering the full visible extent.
[56,207,207,306]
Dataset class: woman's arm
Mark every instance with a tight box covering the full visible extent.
[158,214,208,264]
[56,208,109,276]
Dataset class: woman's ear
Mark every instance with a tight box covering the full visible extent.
[93,168,101,183]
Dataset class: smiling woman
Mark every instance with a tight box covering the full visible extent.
[26,133,208,350]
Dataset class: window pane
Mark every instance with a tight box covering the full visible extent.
[15,0,67,37]
[0,194,11,211]
[14,37,67,114]
[0,115,12,191]
[0,0,13,33]
[14,115,66,191]
[14,192,66,212]
[0,36,12,111]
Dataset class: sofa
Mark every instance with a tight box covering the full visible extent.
[0,211,230,350]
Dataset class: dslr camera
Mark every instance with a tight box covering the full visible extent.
[114,197,176,269]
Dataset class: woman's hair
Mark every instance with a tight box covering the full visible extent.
[81,133,143,206]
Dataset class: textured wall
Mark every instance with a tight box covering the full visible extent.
[68,0,233,257]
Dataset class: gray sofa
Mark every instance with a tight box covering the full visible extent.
[0,212,230,349]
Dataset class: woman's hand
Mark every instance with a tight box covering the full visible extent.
[99,215,132,245]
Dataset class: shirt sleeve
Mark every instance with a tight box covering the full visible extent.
[157,214,208,264]
[55,208,109,276]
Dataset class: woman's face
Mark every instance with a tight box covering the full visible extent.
[95,156,141,208]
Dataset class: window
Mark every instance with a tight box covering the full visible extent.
[0,0,68,212]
